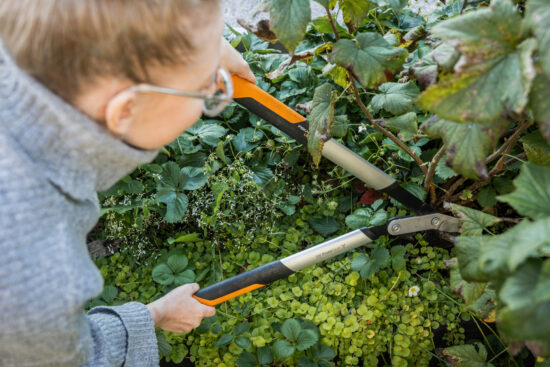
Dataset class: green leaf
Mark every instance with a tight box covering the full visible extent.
[152,264,175,285]
[169,233,201,244]
[157,332,173,357]
[211,182,229,214]
[273,339,295,358]
[421,117,508,179]
[371,82,420,115]
[167,254,188,274]
[159,191,189,223]
[181,167,208,190]
[158,161,183,191]
[281,319,301,342]
[268,0,311,51]
[498,163,550,219]
[233,322,251,336]
[391,245,407,272]
[174,269,195,286]
[308,83,337,166]
[345,208,373,229]
[526,0,550,79]
[435,156,458,180]
[101,285,118,303]
[257,346,273,364]
[237,352,258,367]
[500,260,541,310]
[232,128,264,153]
[416,1,536,123]
[369,209,387,226]
[216,334,234,347]
[330,32,408,88]
[530,73,550,143]
[307,216,340,236]
[298,356,317,367]
[250,165,274,187]
[187,120,228,146]
[296,329,318,351]
[235,336,252,349]
[387,0,407,12]
[522,131,550,167]
[477,186,497,208]
[446,203,500,236]
[441,343,493,367]
[312,344,336,360]
[371,248,390,268]
[385,112,418,141]
[456,236,487,282]
[340,0,372,28]
[449,259,487,306]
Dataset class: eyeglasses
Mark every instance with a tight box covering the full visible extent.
[129,67,233,117]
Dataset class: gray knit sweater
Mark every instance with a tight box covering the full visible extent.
[0,43,160,366]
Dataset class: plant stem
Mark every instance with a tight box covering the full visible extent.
[324,6,340,41]
[424,144,446,204]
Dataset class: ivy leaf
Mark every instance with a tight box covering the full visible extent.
[216,334,233,347]
[281,319,301,342]
[307,216,340,236]
[268,0,311,51]
[273,339,295,358]
[296,329,318,351]
[416,0,536,123]
[330,32,408,88]
[257,346,273,364]
[308,83,337,166]
[526,0,550,79]
[385,112,418,141]
[446,203,500,236]
[371,82,420,115]
[421,117,508,179]
[237,352,258,367]
[174,269,195,286]
[530,73,550,143]
[522,131,550,167]
[340,0,373,29]
[167,254,188,274]
[152,264,175,285]
[440,343,493,367]
[498,163,550,219]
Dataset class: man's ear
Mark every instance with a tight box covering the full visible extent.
[105,89,137,136]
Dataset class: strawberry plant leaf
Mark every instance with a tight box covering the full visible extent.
[234,322,251,336]
[522,131,550,167]
[159,191,189,223]
[235,336,252,349]
[281,318,301,342]
[526,0,550,79]
[216,334,234,347]
[174,269,195,286]
[530,73,550,143]
[446,203,500,236]
[237,352,258,367]
[417,0,536,123]
[268,0,311,52]
[345,208,373,229]
[101,285,118,303]
[298,356,316,367]
[167,254,188,274]
[308,83,337,166]
[371,82,420,115]
[257,346,273,364]
[186,120,228,146]
[477,186,497,208]
[340,0,373,29]
[440,342,493,367]
[421,117,508,179]
[152,264,175,285]
[385,112,418,141]
[435,156,458,180]
[273,339,295,358]
[307,216,340,236]
[312,344,336,360]
[296,329,318,351]
[330,32,408,88]
[498,163,550,219]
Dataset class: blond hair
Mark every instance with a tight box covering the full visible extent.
[0,0,219,101]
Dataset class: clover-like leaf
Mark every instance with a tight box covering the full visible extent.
[417,0,536,123]
[371,82,420,115]
[330,32,408,88]
[308,83,337,166]
[268,0,311,51]
[421,117,508,179]
[498,163,550,219]
[385,112,418,141]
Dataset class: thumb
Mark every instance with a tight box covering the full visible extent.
[184,283,200,295]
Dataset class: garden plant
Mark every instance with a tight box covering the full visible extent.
[88,0,550,366]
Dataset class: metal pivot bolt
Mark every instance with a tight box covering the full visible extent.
[391,223,401,232]
[431,217,441,227]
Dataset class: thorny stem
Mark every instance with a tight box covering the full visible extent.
[438,120,531,205]
[424,144,446,205]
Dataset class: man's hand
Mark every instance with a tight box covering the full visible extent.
[146,283,215,333]
[220,38,256,84]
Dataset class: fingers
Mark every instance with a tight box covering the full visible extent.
[183,282,200,295]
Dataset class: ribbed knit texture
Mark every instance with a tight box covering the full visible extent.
[0,41,160,366]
